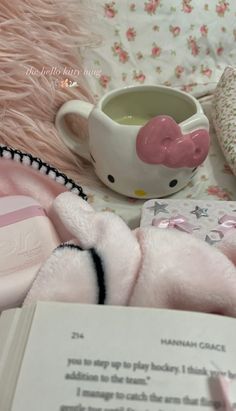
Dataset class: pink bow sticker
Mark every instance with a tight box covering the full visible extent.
[211,215,236,238]
[152,214,199,234]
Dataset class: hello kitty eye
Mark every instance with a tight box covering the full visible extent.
[169,179,178,188]
[107,175,115,183]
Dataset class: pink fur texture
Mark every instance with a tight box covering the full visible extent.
[0,0,99,185]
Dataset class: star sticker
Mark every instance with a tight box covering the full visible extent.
[205,235,221,246]
[190,206,208,219]
[147,202,169,216]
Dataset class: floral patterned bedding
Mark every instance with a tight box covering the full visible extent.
[83,95,236,228]
[82,0,236,98]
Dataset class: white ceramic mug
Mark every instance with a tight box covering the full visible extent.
[55,85,210,198]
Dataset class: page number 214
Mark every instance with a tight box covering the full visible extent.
[71,332,84,339]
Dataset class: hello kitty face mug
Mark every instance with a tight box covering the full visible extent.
[55,85,210,199]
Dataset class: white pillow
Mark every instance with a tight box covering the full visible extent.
[82,0,236,97]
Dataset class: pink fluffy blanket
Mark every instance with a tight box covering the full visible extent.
[0,0,98,186]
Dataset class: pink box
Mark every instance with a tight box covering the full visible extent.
[140,199,236,245]
[0,196,60,310]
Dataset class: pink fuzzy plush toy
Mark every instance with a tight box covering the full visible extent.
[23,192,236,317]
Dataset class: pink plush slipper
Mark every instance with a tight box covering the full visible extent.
[24,192,236,318]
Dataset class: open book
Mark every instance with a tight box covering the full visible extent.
[0,302,236,411]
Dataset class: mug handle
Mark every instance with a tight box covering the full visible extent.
[55,100,94,160]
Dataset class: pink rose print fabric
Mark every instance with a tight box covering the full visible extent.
[82,0,236,98]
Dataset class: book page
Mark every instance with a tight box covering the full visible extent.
[0,309,20,373]
[11,303,236,411]
[0,305,36,411]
